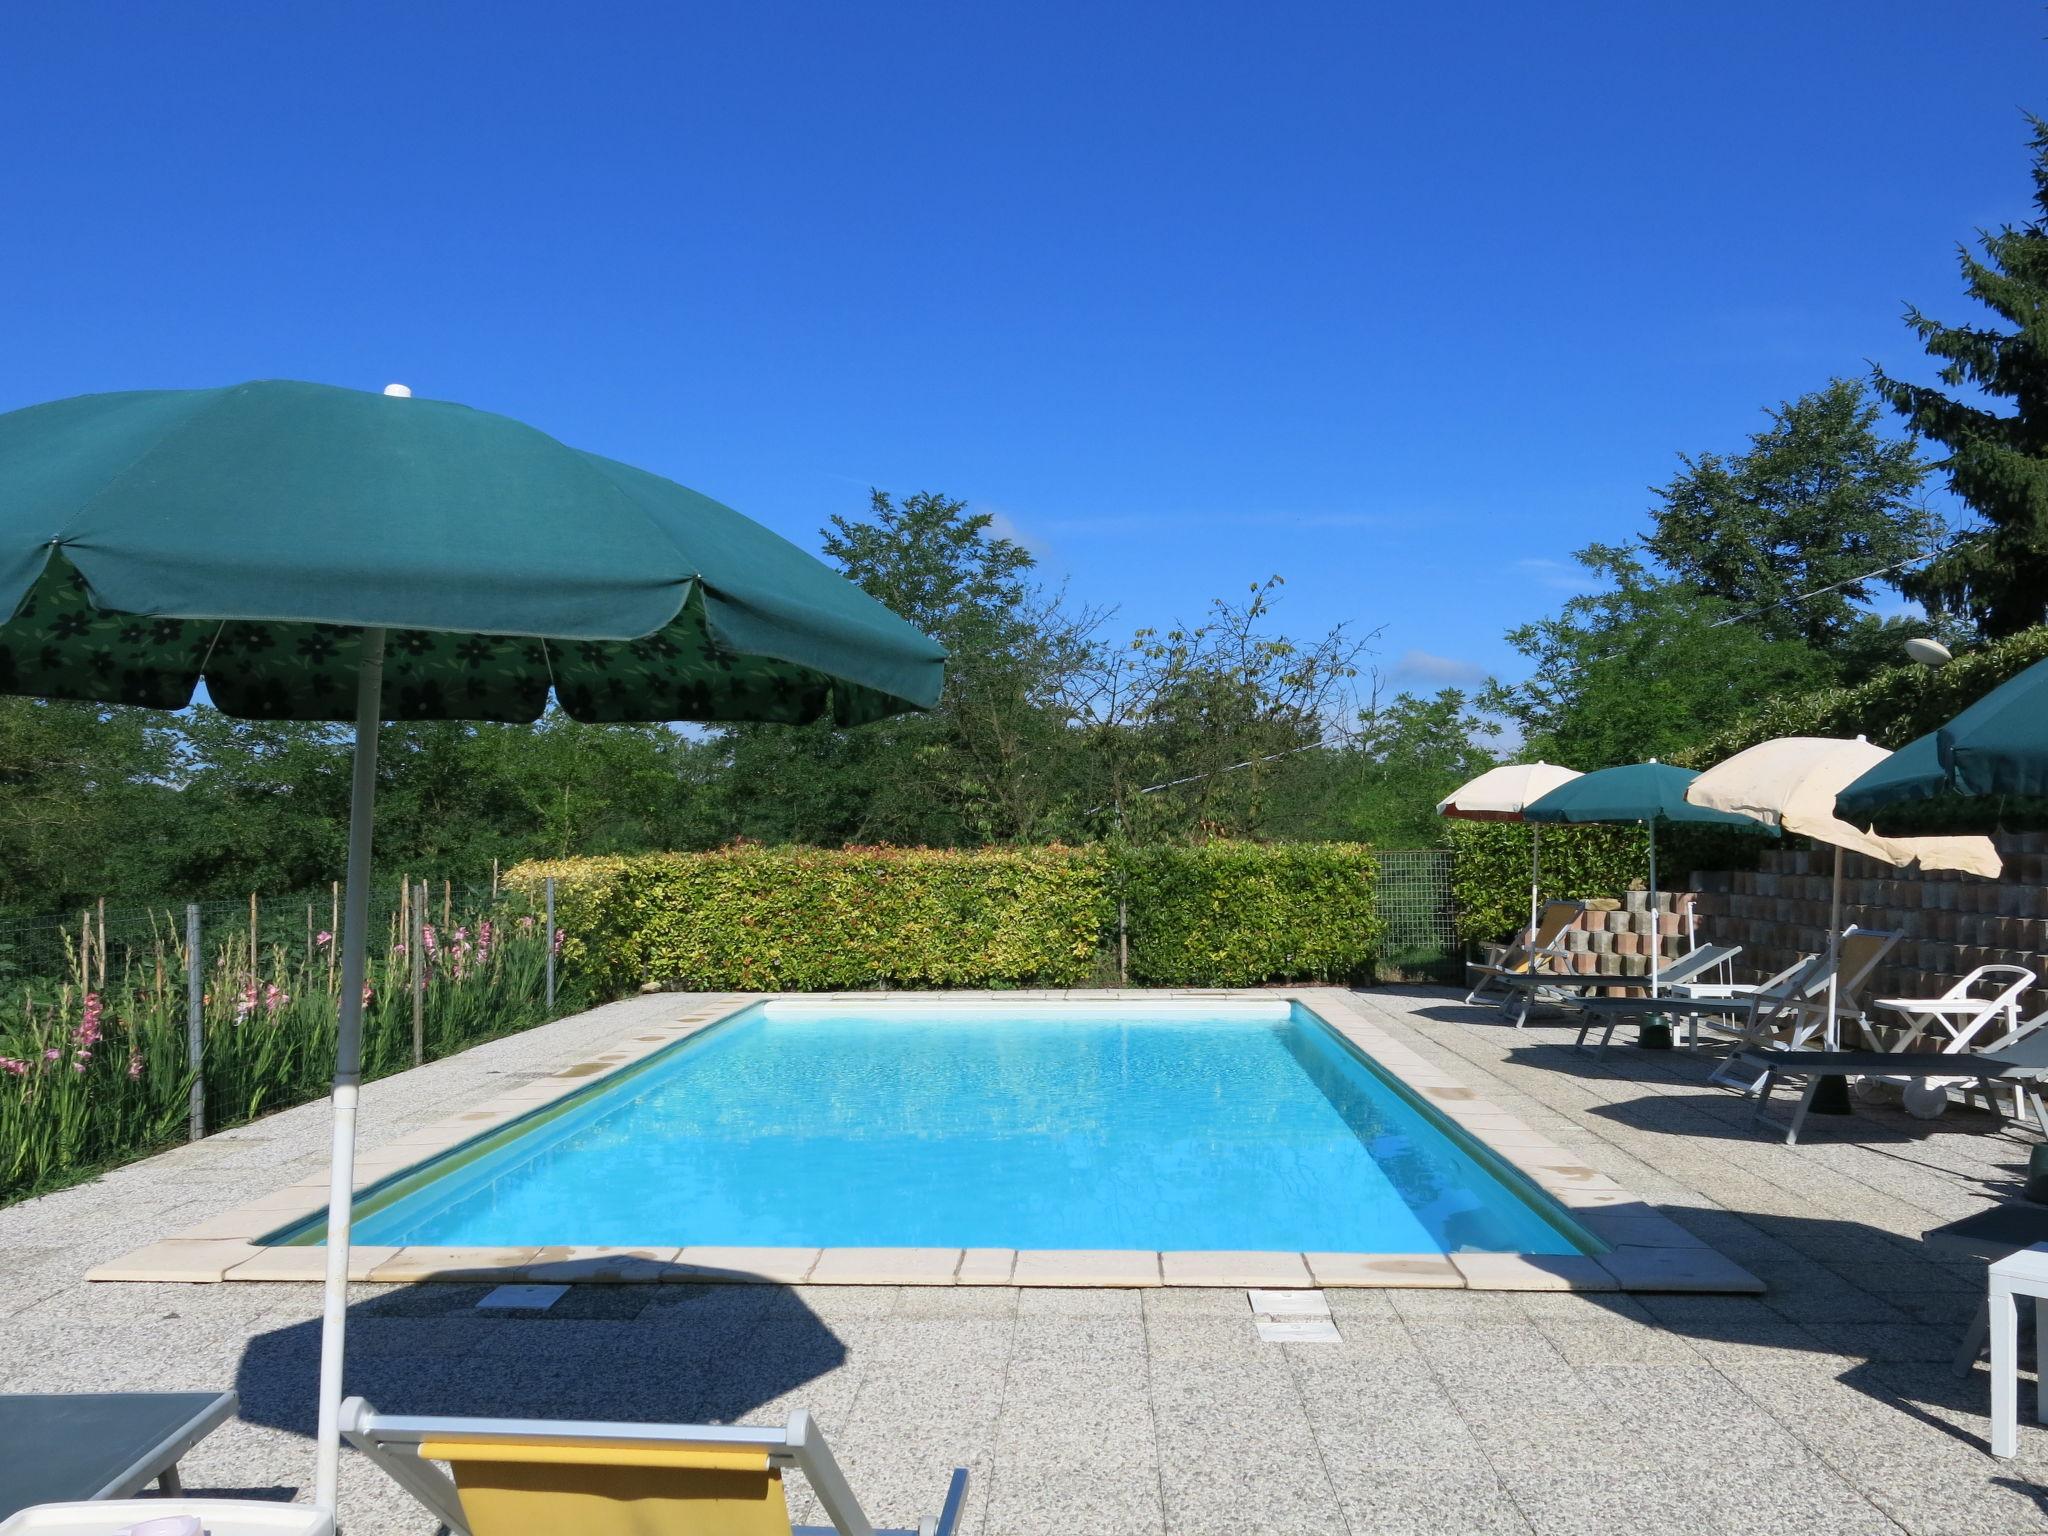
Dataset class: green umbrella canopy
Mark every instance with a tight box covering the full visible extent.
[0,379,945,723]
[0,377,947,1521]
[1835,655,2048,834]
[1522,760,1772,830]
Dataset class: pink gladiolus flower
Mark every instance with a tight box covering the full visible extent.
[42,1048,59,1062]
[127,1047,143,1081]
[422,925,438,957]
[552,928,564,954]
[315,930,333,947]
[75,993,103,1051]
[71,1059,88,1073]
[0,1057,28,1077]
[519,915,534,930]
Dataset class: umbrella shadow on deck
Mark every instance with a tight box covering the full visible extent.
[234,1277,850,1439]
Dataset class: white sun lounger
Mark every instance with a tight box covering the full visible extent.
[1464,900,1585,1016]
[342,1397,968,1536]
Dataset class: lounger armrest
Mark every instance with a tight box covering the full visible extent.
[927,1466,970,1536]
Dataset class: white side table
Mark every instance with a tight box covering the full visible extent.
[1989,1243,2048,1457]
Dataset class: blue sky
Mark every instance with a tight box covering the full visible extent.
[3,1,2043,707]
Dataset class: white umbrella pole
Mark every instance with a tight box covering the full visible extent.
[313,628,386,1513]
[1825,847,1844,1050]
[1529,823,1542,945]
[1647,822,1660,998]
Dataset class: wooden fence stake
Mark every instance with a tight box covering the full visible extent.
[186,903,204,1141]
[411,880,426,1066]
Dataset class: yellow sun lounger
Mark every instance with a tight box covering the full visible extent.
[340,1397,968,1536]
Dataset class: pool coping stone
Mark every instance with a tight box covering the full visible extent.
[86,988,1763,1295]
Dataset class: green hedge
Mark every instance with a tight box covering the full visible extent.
[1677,624,2048,766]
[509,841,1383,993]
[509,845,1109,992]
[1444,821,1648,945]
[1117,842,1382,986]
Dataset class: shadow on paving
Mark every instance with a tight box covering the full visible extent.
[1359,990,2048,1458]
[235,1279,847,1440]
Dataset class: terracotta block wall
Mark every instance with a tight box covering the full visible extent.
[1551,891,1695,979]
[1686,831,2048,1022]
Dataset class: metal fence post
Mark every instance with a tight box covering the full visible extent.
[411,880,426,1066]
[545,876,556,1009]
[185,903,204,1141]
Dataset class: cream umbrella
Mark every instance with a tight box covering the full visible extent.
[1687,735,2001,1049]
[1437,761,1583,944]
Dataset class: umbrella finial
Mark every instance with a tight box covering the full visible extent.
[382,383,413,398]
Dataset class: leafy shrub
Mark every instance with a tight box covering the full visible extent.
[512,841,1385,991]
[1115,842,1381,985]
[1444,821,1649,944]
[1677,624,2048,766]
[510,845,1111,991]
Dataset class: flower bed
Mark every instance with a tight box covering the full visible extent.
[0,894,567,1204]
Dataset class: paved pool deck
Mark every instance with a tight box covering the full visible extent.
[6,985,2048,1533]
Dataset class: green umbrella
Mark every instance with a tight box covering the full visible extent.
[1835,655,2048,834]
[1523,760,1771,999]
[0,379,945,1519]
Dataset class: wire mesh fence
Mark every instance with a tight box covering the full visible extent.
[1374,848,1459,982]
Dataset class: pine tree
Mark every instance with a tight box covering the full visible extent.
[1876,116,2048,637]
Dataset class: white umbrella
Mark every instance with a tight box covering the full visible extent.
[1686,735,2001,1045]
[1437,761,1583,943]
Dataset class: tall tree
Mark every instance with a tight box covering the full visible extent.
[1483,544,1833,770]
[1644,379,1936,657]
[1058,577,1370,840]
[1876,116,2048,637]
[718,491,1082,845]
[1335,688,1499,848]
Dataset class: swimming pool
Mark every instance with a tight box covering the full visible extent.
[283,999,1590,1255]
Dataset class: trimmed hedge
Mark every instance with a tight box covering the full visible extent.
[1444,821,1648,945]
[508,841,1382,993]
[509,845,1109,993]
[1118,842,1382,986]
[1676,624,2048,766]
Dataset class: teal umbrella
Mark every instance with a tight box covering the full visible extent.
[1523,761,1771,998]
[0,379,945,1520]
[1835,655,2048,834]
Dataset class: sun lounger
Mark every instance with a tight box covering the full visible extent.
[1736,1027,2048,1145]
[1464,900,1585,1015]
[0,1391,238,1522]
[1483,939,1741,1047]
[1569,952,1827,1054]
[341,1398,968,1536]
[1571,930,1901,1069]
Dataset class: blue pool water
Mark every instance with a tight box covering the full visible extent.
[327,1000,1584,1254]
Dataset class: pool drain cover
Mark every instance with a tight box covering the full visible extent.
[478,1283,569,1310]
[1249,1288,1342,1343]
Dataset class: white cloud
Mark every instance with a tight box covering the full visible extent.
[972,503,1050,559]
[1389,649,1489,687]
[1513,557,1598,593]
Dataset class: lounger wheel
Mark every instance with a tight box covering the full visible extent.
[1903,1081,1950,1120]
[1851,1076,1900,1105]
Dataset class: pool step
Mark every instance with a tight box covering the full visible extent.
[1249,1288,1342,1344]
